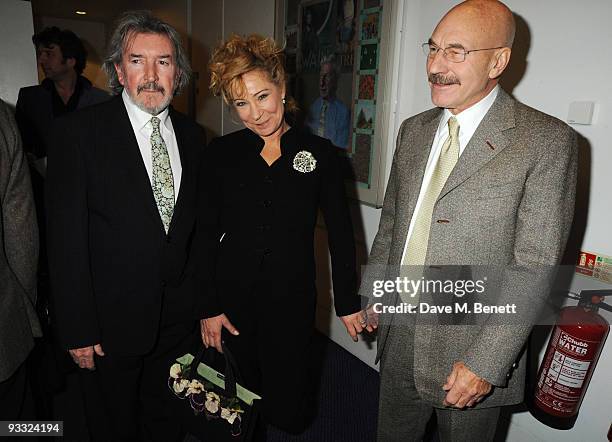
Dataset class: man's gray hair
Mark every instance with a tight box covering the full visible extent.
[320,54,340,78]
[102,10,191,95]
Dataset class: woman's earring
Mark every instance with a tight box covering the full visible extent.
[282,97,286,104]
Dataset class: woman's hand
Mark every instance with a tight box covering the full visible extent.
[340,306,378,342]
[199,314,239,353]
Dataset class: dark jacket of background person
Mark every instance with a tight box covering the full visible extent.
[16,76,109,162]
[45,96,204,355]
[15,76,109,313]
[0,99,41,383]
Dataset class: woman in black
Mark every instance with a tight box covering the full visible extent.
[197,34,370,435]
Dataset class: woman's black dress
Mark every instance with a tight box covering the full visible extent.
[196,126,360,432]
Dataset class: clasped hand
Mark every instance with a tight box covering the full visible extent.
[340,304,379,342]
[443,361,492,408]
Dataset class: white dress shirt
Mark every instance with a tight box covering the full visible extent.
[401,85,499,261]
[121,90,182,201]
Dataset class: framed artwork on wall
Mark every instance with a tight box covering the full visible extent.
[277,0,396,207]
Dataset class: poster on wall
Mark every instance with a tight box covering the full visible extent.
[280,0,392,206]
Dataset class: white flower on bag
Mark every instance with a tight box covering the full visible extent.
[221,407,231,420]
[293,150,317,173]
[169,363,182,379]
[227,412,239,425]
[221,408,240,425]
[173,378,189,394]
[204,391,220,414]
[186,379,204,396]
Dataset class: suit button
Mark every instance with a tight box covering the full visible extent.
[166,235,172,243]
[161,280,167,288]
[512,362,518,369]
[263,175,272,184]
[436,219,450,224]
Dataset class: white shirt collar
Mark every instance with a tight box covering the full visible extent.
[121,89,170,132]
[437,85,499,152]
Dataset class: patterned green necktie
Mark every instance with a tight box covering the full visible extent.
[150,116,175,233]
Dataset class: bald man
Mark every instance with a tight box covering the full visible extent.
[358,1,577,440]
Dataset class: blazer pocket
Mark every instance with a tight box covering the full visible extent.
[464,179,524,200]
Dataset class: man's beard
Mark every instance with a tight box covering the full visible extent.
[126,81,173,115]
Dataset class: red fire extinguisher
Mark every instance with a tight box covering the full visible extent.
[531,289,611,429]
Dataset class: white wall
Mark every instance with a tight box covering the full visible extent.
[0,0,38,106]
[192,0,223,137]
[191,0,276,138]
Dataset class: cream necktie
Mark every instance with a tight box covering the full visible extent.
[150,116,175,233]
[402,116,460,266]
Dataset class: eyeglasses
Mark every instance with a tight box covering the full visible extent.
[421,42,504,63]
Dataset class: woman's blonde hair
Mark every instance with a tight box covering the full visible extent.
[209,34,297,112]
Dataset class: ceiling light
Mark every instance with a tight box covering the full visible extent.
[75,11,87,15]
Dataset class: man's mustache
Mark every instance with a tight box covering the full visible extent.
[137,82,165,94]
[428,73,460,85]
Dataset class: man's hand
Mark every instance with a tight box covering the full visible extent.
[200,314,239,353]
[443,361,492,408]
[69,344,105,370]
[340,306,378,342]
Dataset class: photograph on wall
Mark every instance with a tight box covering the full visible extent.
[283,0,385,201]
[361,12,379,40]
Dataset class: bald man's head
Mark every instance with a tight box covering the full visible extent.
[443,0,515,48]
[425,0,514,114]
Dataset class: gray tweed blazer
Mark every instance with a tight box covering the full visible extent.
[0,99,41,382]
[361,88,578,408]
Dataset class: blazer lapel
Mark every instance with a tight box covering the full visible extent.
[110,98,165,232]
[439,89,515,200]
[167,109,190,234]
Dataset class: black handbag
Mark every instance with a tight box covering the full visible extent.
[168,343,261,441]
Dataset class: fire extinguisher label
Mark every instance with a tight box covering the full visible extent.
[535,329,599,415]
[549,351,588,388]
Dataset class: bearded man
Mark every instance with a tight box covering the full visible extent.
[46,11,205,441]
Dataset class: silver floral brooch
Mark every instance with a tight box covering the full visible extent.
[293,150,317,173]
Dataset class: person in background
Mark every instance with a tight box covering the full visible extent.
[0,98,41,423]
[16,26,109,179]
[358,1,578,441]
[46,11,204,441]
[306,55,351,149]
[200,34,368,440]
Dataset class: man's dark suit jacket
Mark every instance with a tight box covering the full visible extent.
[46,96,205,355]
[16,76,110,160]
